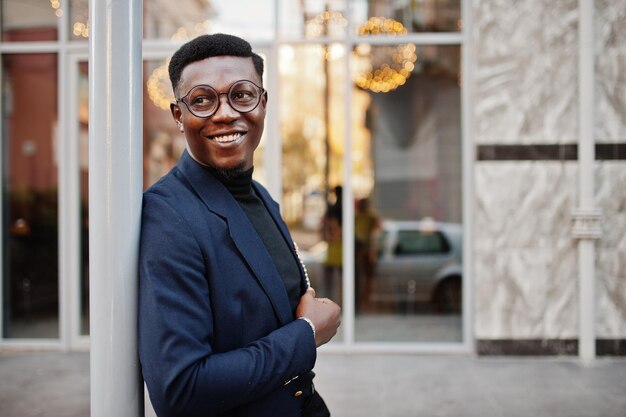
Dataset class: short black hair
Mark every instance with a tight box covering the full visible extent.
[168,33,264,95]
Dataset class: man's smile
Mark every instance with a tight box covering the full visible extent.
[208,132,244,144]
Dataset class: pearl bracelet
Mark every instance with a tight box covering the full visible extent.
[298,316,316,338]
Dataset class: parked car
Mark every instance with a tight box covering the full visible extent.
[299,219,463,313]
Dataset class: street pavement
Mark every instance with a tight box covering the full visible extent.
[0,351,625,417]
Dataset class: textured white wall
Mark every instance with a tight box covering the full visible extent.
[474,163,579,338]
[472,0,626,340]
[473,0,579,145]
[594,1,626,339]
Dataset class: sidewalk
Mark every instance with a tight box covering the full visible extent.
[1,351,625,417]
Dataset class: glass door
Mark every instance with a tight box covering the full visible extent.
[1,53,60,340]
[279,0,467,349]
[67,53,89,349]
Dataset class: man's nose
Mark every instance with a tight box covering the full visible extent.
[211,94,239,120]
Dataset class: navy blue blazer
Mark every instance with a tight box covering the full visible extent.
[138,150,317,417]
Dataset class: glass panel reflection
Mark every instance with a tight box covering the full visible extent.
[144,60,186,189]
[144,0,274,41]
[2,0,59,41]
[353,45,462,342]
[78,61,89,335]
[2,54,59,338]
[280,45,345,313]
[352,0,461,34]
[280,0,347,39]
[69,0,89,40]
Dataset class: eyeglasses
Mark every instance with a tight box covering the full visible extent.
[176,80,265,118]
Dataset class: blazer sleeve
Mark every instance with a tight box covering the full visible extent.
[138,193,317,417]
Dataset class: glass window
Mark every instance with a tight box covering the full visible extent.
[352,0,461,34]
[279,44,346,316]
[144,0,274,41]
[77,60,89,335]
[2,0,59,41]
[69,0,89,40]
[353,44,462,342]
[279,0,347,39]
[2,54,59,338]
[144,59,186,189]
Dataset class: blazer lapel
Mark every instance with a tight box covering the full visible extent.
[177,151,293,326]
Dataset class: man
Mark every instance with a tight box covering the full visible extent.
[138,33,341,417]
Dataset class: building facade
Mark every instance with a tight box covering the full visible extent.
[0,0,624,356]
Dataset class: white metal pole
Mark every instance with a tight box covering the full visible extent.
[461,0,476,353]
[89,0,144,415]
[342,1,355,347]
[576,0,597,363]
[265,0,282,200]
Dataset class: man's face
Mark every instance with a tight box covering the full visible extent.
[171,56,266,172]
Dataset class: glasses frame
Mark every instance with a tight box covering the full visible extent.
[175,79,266,119]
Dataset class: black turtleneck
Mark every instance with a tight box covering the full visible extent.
[208,166,302,316]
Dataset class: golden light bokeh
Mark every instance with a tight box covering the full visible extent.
[50,0,89,37]
[147,60,174,111]
[305,10,347,38]
[354,17,417,93]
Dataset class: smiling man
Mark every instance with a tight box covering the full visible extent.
[138,34,341,417]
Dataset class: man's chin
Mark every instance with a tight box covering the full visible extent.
[210,162,248,180]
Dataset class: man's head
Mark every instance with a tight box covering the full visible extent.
[169,34,267,175]
[169,33,264,96]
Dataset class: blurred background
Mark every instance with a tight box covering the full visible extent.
[0,0,624,358]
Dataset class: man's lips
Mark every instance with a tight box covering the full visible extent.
[208,132,244,144]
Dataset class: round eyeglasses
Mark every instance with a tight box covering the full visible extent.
[176,80,265,119]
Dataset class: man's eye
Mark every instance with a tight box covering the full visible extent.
[232,91,254,101]
[191,96,213,106]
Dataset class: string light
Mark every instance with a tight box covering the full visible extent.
[353,17,417,93]
[50,0,62,17]
[50,0,89,37]
[73,22,89,38]
[305,10,347,38]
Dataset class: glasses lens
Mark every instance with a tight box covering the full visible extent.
[186,86,218,117]
[228,81,261,112]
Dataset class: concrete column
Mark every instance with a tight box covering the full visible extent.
[88,0,144,415]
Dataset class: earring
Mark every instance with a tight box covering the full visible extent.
[177,121,184,133]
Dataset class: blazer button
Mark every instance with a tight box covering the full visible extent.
[294,390,303,397]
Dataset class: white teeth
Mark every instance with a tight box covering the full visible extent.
[212,132,243,143]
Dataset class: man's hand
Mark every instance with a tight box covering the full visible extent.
[296,288,341,347]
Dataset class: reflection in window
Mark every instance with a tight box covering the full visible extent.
[353,45,463,342]
[144,0,274,41]
[78,61,89,335]
[2,0,59,41]
[280,0,348,39]
[143,60,186,189]
[280,44,345,310]
[2,54,59,338]
[352,0,462,33]
[70,0,89,40]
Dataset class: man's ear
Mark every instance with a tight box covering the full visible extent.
[261,90,268,110]
[170,102,182,123]
[170,102,185,133]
